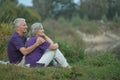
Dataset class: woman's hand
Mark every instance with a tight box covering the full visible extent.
[49,43,59,50]
[40,32,45,37]
[54,43,59,48]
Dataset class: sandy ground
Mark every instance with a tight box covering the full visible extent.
[76,30,120,53]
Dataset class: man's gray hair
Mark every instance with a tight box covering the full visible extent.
[13,18,25,28]
[30,23,43,36]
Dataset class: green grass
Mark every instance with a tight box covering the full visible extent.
[0,20,120,80]
[0,52,119,80]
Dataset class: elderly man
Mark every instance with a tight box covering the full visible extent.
[7,18,43,66]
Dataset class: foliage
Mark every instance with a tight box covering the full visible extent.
[0,24,13,60]
[113,13,120,23]
[84,52,119,67]
[0,0,17,23]
[0,0,18,5]
[0,52,120,80]
[102,15,108,22]
[17,5,41,23]
[80,0,108,20]
[33,0,78,20]
[0,18,120,80]
[56,39,84,64]
[115,0,120,16]
[0,0,41,23]
[0,0,120,22]
[71,15,82,27]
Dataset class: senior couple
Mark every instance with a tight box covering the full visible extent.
[7,18,71,68]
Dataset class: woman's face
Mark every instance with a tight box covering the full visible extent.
[36,28,44,36]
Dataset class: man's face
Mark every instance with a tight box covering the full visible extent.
[18,21,28,33]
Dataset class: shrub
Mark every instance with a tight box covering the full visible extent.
[113,13,120,23]
[0,24,13,60]
[56,39,85,64]
[71,15,81,27]
[102,15,107,22]
[84,52,119,67]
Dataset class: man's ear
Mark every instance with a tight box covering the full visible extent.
[16,26,20,31]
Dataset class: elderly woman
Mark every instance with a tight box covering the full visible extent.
[25,23,71,68]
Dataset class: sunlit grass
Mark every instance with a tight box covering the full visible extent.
[0,19,120,80]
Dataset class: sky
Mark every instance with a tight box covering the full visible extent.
[18,0,80,6]
[19,0,33,6]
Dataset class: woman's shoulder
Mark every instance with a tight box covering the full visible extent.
[28,36,45,43]
[27,36,37,42]
[29,36,37,39]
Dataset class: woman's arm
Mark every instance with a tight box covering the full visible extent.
[42,34,54,44]
[48,43,58,50]
[41,34,59,50]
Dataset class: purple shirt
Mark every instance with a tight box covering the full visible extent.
[7,32,26,64]
[25,36,50,67]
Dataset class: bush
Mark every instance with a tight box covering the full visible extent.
[0,24,13,60]
[56,39,85,64]
[0,20,120,80]
[84,52,119,67]
[71,15,81,27]
[102,15,107,22]
[113,13,120,23]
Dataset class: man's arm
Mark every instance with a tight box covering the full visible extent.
[20,37,45,55]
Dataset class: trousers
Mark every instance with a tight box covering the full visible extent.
[36,49,69,67]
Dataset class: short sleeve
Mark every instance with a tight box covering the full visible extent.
[12,37,25,50]
[39,41,50,51]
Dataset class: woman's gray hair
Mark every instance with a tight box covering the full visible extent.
[30,23,43,36]
[13,18,25,29]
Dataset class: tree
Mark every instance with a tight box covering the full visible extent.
[17,5,41,23]
[0,0,41,23]
[107,0,117,19]
[33,0,53,20]
[51,0,77,19]
[80,0,109,20]
[33,0,78,20]
[0,0,18,23]
[0,0,18,5]
[115,0,120,16]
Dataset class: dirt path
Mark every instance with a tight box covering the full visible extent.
[76,30,120,53]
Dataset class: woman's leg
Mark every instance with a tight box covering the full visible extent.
[36,50,55,67]
[54,49,69,67]
[37,49,70,68]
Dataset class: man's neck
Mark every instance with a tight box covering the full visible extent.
[16,31,24,36]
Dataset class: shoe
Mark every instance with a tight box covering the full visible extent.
[66,65,72,69]
[0,61,9,64]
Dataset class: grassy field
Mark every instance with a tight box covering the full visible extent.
[0,19,120,80]
[0,52,120,80]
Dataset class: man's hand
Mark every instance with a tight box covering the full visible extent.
[19,37,45,55]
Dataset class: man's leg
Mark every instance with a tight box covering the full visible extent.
[18,56,25,67]
[0,61,9,64]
